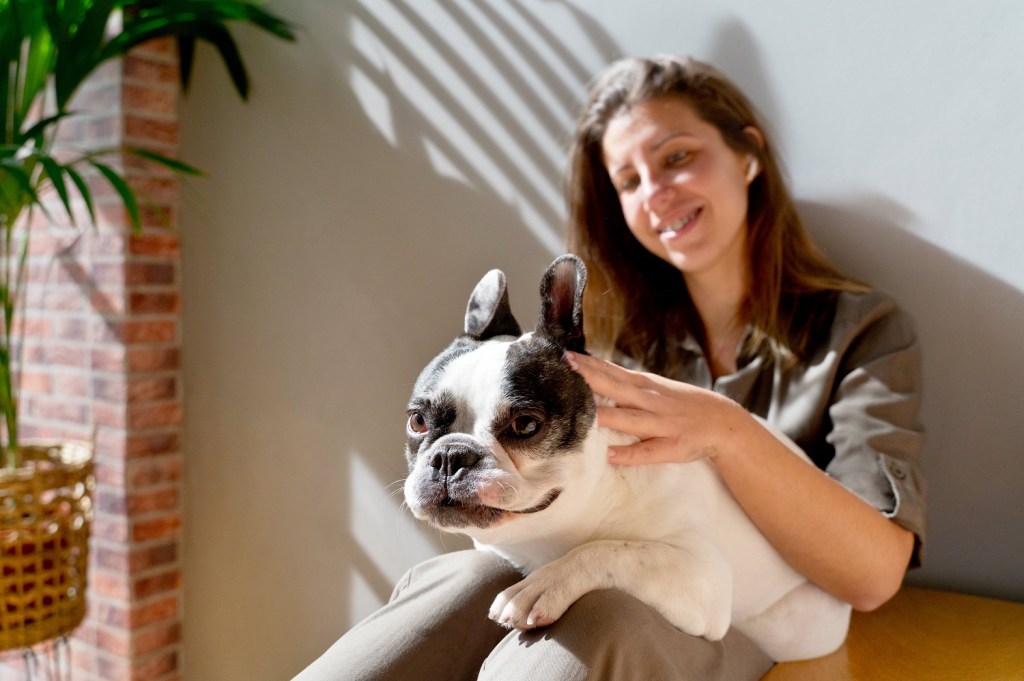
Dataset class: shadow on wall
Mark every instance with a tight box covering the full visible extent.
[802,198,1024,602]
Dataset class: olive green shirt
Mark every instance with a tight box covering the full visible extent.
[644,290,927,565]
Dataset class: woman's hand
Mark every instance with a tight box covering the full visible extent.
[564,351,748,466]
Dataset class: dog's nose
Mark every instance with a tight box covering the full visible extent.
[429,444,480,479]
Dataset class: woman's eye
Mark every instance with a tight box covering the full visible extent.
[666,150,688,165]
[508,415,541,438]
[615,176,639,194]
[407,412,429,434]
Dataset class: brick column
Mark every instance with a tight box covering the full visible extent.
[1,40,184,681]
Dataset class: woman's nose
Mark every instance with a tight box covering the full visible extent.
[641,172,674,212]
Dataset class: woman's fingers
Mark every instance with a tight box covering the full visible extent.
[607,437,709,466]
[565,351,662,409]
[568,351,687,438]
[607,439,668,465]
[567,351,722,466]
[564,351,629,387]
[595,405,665,440]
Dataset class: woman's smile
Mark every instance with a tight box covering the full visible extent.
[656,207,703,239]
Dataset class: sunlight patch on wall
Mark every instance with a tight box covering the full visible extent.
[475,1,606,98]
[455,3,573,129]
[346,0,613,255]
[351,17,525,206]
[349,66,397,146]
[348,450,447,588]
[349,6,562,213]
[423,137,471,186]
[401,1,568,170]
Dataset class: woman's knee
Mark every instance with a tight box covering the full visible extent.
[295,552,523,681]
[482,590,677,681]
[545,588,677,650]
[393,549,522,602]
[483,589,773,681]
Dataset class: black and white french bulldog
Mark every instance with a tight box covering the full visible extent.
[402,255,851,662]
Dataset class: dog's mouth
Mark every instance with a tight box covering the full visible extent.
[435,487,562,516]
[421,487,563,530]
[506,487,562,514]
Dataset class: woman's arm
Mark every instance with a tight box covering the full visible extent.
[706,404,914,611]
[565,350,915,612]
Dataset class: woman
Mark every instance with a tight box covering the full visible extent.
[295,55,925,681]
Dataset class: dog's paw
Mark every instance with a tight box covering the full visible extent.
[487,570,576,630]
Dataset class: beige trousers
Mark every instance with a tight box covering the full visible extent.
[293,550,774,681]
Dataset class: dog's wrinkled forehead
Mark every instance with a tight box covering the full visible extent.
[410,333,594,452]
[408,337,507,440]
[433,340,510,429]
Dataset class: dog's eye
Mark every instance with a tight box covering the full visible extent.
[407,411,429,435]
[508,415,540,438]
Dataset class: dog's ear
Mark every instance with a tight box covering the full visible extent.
[465,269,522,340]
[537,255,587,352]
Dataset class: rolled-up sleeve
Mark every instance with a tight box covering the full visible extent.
[824,293,927,566]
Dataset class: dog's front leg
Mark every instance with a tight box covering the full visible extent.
[488,538,732,639]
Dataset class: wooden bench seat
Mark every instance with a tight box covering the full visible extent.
[764,586,1024,680]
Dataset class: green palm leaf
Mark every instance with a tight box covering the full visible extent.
[54,0,118,109]
[19,12,55,124]
[19,112,73,146]
[63,165,96,225]
[0,159,41,210]
[39,156,74,224]
[91,159,141,231]
[128,147,204,176]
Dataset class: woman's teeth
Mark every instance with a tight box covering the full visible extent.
[657,210,698,235]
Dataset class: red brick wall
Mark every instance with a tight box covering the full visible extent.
[1,40,184,681]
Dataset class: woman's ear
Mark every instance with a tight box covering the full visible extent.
[743,125,766,151]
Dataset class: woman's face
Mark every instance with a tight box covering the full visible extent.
[601,96,757,282]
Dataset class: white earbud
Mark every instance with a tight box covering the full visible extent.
[746,157,759,182]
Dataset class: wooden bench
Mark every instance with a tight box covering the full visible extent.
[764,586,1024,680]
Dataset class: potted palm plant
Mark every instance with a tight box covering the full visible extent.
[0,0,294,650]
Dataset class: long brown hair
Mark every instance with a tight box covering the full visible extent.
[566,55,864,371]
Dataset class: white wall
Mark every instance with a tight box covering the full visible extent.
[177,2,1024,679]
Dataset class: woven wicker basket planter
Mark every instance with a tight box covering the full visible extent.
[0,441,94,651]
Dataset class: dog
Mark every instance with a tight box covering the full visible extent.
[402,254,851,661]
